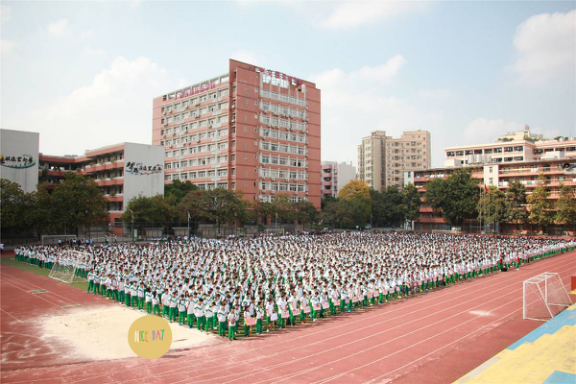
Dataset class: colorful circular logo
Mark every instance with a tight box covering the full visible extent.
[128,315,173,359]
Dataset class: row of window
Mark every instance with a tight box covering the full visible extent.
[260,127,307,144]
[164,85,229,103]
[260,182,308,192]
[164,142,227,158]
[162,129,228,149]
[260,141,307,156]
[260,101,307,120]
[260,114,307,131]
[163,99,229,115]
[166,168,228,179]
[443,145,573,157]
[480,157,525,163]
[259,195,308,203]
[260,168,307,181]
[162,113,228,128]
[260,154,307,168]
[261,89,307,107]
[165,155,228,169]
[164,175,229,190]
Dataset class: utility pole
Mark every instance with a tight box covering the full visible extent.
[128,208,135,243]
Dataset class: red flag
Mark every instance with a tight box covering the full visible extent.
[484,184,488,193]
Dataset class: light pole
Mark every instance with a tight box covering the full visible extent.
[128,208,134,243]
[186,210,191,239]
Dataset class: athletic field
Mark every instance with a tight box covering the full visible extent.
[1,249,574,384]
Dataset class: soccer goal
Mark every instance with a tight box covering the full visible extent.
[265,228,285,237]
[48,250,90,284]
[523,272,572,321]
[42,234,77,245]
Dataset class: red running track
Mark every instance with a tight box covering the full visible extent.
[1,251,575,384]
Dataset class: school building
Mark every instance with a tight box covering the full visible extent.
[152,59,322,209]
[1,129,164,234]
[406,131,576,234]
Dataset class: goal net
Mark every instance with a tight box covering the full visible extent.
[523,272,572,321]
[265,228,285,237]
[48,250,91,284]
[42,235,77,245]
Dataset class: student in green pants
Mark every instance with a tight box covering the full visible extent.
[87,270,94,293]
[187,299,196,328]
[255,305,264,335]
[205,301,214,332]
[153,292,161,315]
[217,304,227,336]
[146,289,153,314]
[178,295,187,325]
[169,294,178,322]
[162,290,170,318]
[227,308,237,340]
[195,298,205,330]
[125,282,132,306]
[137,283,145,310]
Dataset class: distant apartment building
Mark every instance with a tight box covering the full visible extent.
[321,161,356,198]
[444,126,576,167]
[152,59,321,208]
[357,130,431,190]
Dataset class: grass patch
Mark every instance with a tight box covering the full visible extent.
[1,258,89,291]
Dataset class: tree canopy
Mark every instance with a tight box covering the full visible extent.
[338,180,370,201]
[425,169,479,226]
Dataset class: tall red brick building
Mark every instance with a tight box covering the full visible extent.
[152,59,321,208]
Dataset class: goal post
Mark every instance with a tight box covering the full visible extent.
[523,272,572,321]
[48,250,91,284]
[42,235,77,245]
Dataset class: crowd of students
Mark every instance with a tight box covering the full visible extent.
[15,232,575,340]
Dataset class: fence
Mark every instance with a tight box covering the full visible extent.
[110,222,316,241]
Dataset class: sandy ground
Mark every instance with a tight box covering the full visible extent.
[42,305,217,361]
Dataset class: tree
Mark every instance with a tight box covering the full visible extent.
[31,183,56,236]
[527,174,553,231]
[121,195,175,223]
[203,188,248,231]
[371,187,403,227]
[506,180,528,224]
[251,200,274,225]
[270,194,296,224]
[425,169,478,227]
[294,200,319,226]
[402,183,421,227]
[177,189,207,223]
[50,173,108,235]
[338,180,370,201]
[350,194,372,229]
[477,186,508,232]
[0,179,35,231]
[555,184,576,226]
[165,180,199,204]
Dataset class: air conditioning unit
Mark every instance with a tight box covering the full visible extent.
[271,177,275,181]
[293,191,297,195]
